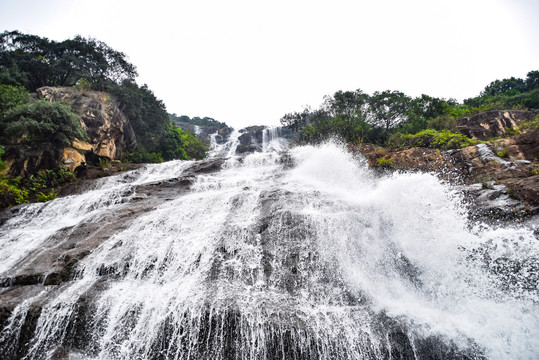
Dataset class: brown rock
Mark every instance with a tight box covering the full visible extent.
[61,148,86,171]
[37,87,137,160]
[457,110,539,140]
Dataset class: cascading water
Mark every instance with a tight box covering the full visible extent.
[0,127,537,360]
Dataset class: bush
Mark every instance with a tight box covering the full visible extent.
[519,115,539,132]
[497,148,509,158]
[387,129,479,150]
[426,114,458,132]
[0,146,6,173]
[124,146,163,163]
[0,84,30,113]
[36,189,57,202]
[0,177,29,207]
[377,157,393,168]
[0,100,87,147]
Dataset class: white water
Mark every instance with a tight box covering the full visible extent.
[0,131,537,359]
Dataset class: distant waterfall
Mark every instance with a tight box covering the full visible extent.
[262,126,286,152]
[0,131,537,360]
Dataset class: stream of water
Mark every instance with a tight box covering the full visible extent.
[0,128,537,359]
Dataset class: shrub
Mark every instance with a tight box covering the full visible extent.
[124,146,163,163]
[519,115,539,132]
[0,100,87,147]
[387,129,478,150]
[377,157,393,168]
[0,177,29,207]
[426,114,458,132]
[497,148,509,158]
[0,84,30,114]
[36,189,57,202]
[0,146,6,172]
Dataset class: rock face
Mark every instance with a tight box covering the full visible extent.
[457,110,539,139]
[3,87,137,176]
[359,128,539,220]
[37,87,137,163]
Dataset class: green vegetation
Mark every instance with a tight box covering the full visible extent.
[0,166,76,207]
[169,113,227,129]
[0,30,209,167]
[36,189,57,202]
[0,146,6,172]
[281,70,538,149]
[0,84,29,113]
[497,148,509,158]
[377,157,393,168]
[519,114,539,132]
[388,130,479,150]
[0,30,136,91]
[0,177,28,207]
[0,100,87,146]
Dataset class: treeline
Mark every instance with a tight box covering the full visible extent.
[0,30,207,163]
[169,113,227,129]
[281,71,539,147]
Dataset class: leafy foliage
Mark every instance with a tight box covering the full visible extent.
[0,84,29,113]
[281,69,538,148]
[0,30,137,91]
[377,157,393,168]
[0,146,6,172]
[426,114,458,132]
[36,188,57,202]
[387,130,479,150]
[519,114,539,132]
[124,146,163,164]
[0,177,29,207]
[0,100,87,147]
[111,80,170,153]
[170,113,227,129]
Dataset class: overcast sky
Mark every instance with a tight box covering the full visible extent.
[1,0,537,129]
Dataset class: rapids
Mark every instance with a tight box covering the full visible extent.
[0,128,537,360]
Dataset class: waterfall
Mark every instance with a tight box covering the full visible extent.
[0,131,537,360]
[261,126,288,153]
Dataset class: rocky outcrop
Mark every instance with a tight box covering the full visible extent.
[3,87,137,176]
[457,110,539,139]
[37,87,137,164]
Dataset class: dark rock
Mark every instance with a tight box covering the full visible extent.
[457,110,539,140]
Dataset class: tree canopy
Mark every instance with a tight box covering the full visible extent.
[281,69,538,146]
[0,30,137,91]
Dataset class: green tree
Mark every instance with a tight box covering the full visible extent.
[482,76,527,97]
[0,100,87,147]
[368,90,412,139]
[0,31,137,91]
[0,84,29,114]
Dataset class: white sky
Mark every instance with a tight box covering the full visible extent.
[1,0,538,129]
